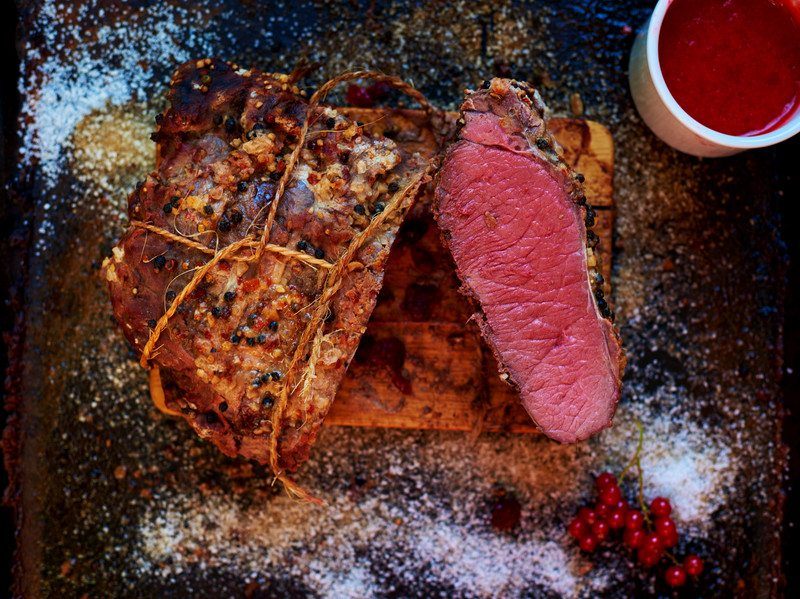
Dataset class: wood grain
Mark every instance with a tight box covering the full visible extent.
[326,110,614,433]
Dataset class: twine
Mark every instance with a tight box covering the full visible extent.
[134,70,440,501]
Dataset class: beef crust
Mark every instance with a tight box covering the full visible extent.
[103,59,427,472]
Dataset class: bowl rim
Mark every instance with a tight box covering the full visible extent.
[646,0,800,149]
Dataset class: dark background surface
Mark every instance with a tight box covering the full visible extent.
[0,0,798,596]
[2,1,21,596]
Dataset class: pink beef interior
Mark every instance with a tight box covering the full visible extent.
[437,91,621,442]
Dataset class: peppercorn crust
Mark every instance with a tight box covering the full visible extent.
[102,58,427,471]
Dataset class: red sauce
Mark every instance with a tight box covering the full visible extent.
[659,0,800,136]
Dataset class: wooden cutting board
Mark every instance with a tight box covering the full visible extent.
[325,110,614,434]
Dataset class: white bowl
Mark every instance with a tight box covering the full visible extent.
[628,0,800,157]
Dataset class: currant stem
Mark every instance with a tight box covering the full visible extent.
[618,419,644,480]
[617,420,651,524]
[666,551,681,566]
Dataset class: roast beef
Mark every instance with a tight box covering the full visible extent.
[103,59,428,479]
[434,79,624,443]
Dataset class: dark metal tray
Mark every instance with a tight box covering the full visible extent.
[3,1,791,597]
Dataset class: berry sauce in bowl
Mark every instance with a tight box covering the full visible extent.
[658,0,800,137]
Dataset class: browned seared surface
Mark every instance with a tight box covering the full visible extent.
[104,59,427,471]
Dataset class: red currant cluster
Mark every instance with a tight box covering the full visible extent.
[567,472,704,588]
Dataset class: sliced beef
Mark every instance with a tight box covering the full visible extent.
[103,59,427,471]
[434,79,624,443]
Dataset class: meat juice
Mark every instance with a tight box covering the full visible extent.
[658,0,800,136]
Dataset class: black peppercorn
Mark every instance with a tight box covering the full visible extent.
[481,80,491,89]
[247,313,258,322]
[373,202,385,214]
[388,181,400,193]
[211,306,222,317]
[326,117,336,129]
[256,333,267,344]
[354,204,366,215]
[246,122,267,140]
[270,371,281,381]
[536,137,551,151]
[153,255,167,270]
[162,202,174,214]
[224,291,235,302]
[260,373,271,384]
[203,204,214,215]
[262,394,275,408]
[230,209,243,224]
[224,116,237,132]
[246,337,256,346]
[205,412,218,424]
[585,206,596,227]
[147,319,157,328]
[314,247,325,259]
[268,321,278,331]
[237,180,248,192]
[297,240,309,251]
[217,218,232,232]
[230,334,241,344]
[166,290,177,301]
[219,401,228,412]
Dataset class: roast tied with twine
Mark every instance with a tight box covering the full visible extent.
[104,62,443,502]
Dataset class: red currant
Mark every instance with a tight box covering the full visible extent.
[595,502,611,519]
[639,533,664,562]
[637,544,663,568]
[650,496,672,517]
[665,565,687,587]
[625,510,644,530]
[579,534,599,552]
[615,499,629,512]
[568,517,587,540]
[592,519,610,541]
[623,528,645,549]
[595,472,618,490]
[599,484,622,506]
[607,508,626,530]
[346,85,374,108]
[684,554,704,576]
[655,517,679,548]
[578,507,597,525]
[642,532,662,549]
